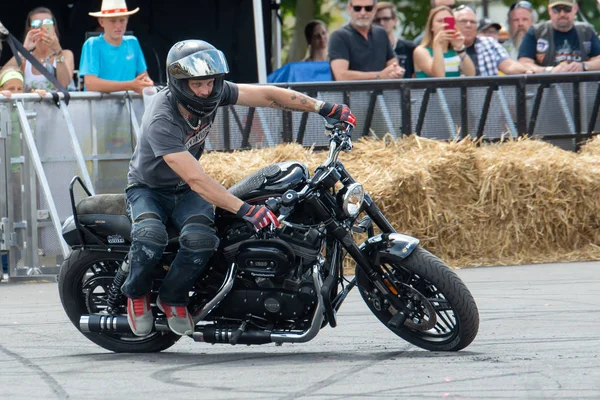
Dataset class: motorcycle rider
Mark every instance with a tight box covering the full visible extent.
[122,39,356,337]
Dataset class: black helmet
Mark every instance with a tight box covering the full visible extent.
[166,40,229,119]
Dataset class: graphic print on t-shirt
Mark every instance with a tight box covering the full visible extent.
[555,39,582,63]
[185,121,212,151]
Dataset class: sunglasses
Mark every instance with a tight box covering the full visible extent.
[509,1,533,12]
[30,18,54,28]
[351,5,374,12]
[454,4,476,13]
[551,5,573,13]
[374,16,394,23]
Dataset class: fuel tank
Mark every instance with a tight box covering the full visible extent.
[226,161,309,202]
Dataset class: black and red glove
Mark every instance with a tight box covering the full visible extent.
[236,203,280,230]
[318,102,356,128]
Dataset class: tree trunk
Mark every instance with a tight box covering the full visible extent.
[286,0,316,63]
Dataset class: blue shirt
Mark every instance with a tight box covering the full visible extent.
[79,34,147,86]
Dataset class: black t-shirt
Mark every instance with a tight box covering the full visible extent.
[328,24,395,77]
[394,39,416,78]
[128,82,239,188]
[466,44,480,76]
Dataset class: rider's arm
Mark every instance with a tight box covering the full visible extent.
[162,151,244,214]
[236,84,324,113]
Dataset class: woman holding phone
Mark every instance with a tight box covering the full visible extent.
[413,6,475,78]
[0,7,75,91]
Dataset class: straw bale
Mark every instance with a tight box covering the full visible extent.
[579,134,600,156]
[203,135,600,269]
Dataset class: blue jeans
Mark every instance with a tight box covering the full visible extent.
[121,184,219,305]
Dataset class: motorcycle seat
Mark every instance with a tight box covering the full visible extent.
[76,194,127,216]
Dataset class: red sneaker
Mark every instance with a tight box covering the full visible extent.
[126,294,153,336]
[157,297,194,336]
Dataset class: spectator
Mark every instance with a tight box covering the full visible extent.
[478,18,501,41]
[0,7,75,92]
[498,29,510,44]
[328,0,404,80]
[413,0,457,46]
[303,20,328,62]
[374,1,415,78]
[455,5,535,75]
[413,6,475,78]
[505,1,536,60]
[0,67,47,98]
[518,0,600,72]
[79,0,153,94]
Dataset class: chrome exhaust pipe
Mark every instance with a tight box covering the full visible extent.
[80,314,171,333]
[193,265,326,345]
[192,263,237,324]
[270,265,324,343]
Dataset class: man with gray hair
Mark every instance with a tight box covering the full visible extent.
[329,0,404,80]
[455,5,535,75]
[518,0,600,72]
[504,1,537,60]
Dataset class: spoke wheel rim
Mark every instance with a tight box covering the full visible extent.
[360,262,460,345]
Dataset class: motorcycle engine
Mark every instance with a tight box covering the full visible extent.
[217,227,324,322]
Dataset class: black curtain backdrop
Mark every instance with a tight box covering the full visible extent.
[0,0,273,84]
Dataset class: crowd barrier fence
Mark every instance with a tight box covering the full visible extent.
[1,72,599,280]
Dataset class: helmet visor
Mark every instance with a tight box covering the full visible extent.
[168,49,229,80]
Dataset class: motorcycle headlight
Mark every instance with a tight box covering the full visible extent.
[342,183,364,217]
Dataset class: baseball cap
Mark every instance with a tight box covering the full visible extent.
[478,18,501,32]
[548,0,576,6]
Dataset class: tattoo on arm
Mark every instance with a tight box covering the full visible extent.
[268,92,313,112]
[268,101,306,112]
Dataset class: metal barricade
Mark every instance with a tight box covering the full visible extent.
[1,73,600,281]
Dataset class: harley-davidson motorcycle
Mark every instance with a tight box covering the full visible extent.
[58,123,479,353]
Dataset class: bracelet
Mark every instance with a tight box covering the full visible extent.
[456,46,466,54]
[376,71,381,80]
[313,100,324,113]
[53,49,63,56]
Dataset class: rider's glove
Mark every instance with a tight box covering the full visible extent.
[318,102,356,128]
[236,202,280,230]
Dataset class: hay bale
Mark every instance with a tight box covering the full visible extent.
[202,136,600,268]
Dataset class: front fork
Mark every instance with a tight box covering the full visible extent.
[307,192,416,323]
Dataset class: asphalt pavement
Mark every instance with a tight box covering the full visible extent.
[0,261,599,400]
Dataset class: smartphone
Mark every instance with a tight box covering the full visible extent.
[41,19,54,35]
[443,16,455,30]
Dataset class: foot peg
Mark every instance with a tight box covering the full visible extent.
[229,321,247,345]
[387,312,407,329]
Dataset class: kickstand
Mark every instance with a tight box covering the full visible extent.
[229,321,247,345]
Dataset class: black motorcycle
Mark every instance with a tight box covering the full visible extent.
[58,124,479,353]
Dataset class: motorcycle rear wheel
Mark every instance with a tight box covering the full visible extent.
[58,249,180,353]
[356,247,479,351]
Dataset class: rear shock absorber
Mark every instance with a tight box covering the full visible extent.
[106,259,129,314]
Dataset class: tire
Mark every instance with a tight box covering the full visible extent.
[58,249,180,353]
[356,247,479,351]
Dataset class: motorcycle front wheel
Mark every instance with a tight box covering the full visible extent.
[356,247,479,351]
[58,249,180,353]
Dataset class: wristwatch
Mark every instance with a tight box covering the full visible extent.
[582,62,589,71]
[55,54,65,63]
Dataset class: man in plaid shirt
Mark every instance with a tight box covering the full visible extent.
[454,6,540,75]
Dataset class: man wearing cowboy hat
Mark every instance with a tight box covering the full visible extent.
[79,0,153,94]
